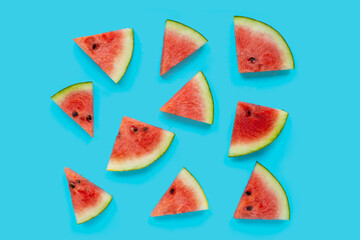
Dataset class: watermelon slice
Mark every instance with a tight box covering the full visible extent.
[234,16,294,73]
[51,82,93,137]
[151,167,209,217]
[74,28,134,83]
[160,20,207,76]
[234,162,290,220]
[229,101,288,157]
[107,117,175,171]
[160,71,214,124]
[64,167,112,224]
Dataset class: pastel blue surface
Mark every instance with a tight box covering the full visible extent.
[1,0,359,239]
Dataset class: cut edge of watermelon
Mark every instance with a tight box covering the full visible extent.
[111,28,134,83]
[195,71,214,124]
[166,20,208,47]
[179,167,209,212]
[234,16,295,71]
[76,191,113,224]
[51,82,92,104]
[229,108,288,157]
[106,130,175,171]
[252,162,290,220]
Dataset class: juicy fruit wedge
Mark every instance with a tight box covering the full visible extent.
[160,20,207,75]
[234,16,294,73]
[160,71,214,124]
[107,117,175,171]
[151,168,209,217]
[51,82,93,137]
[229,101,288,156]
[234,162,290,220]
[64,167,112,224]
[74,28,134,83]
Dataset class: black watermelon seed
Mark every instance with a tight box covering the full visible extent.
[72,111,78,117]
[245,191,251,196]
[69,182,75,188]
[246,110,251,117]
[77,180,81,184]
[86,115,92,121]
[92,43,98,50]
[143,127,148,132]
[131,127,138,132]
[170,188,175,194]
[246,206,253,211]
[249,57,256,63]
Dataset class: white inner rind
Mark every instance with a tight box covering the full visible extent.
[178,168,209,211]
[51,82,93,104]
[107,130,175,171]
[75,192,112,224]
[234,16,294,70]
[254,163,290,220]
[229,109,288,157]
[166,20,207,47]
[193,71,214,124]
[111,28,134,83]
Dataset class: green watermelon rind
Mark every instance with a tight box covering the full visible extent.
[234,16,295,71]
[111,28,134,84]
[180,167,209,211]
[252,162,290,220]
[166,20,208,46]
[107,130,175,171]
[229,108,288,157]
[76,192,113,224]
[51,82,92,104]
[194,71,214,125]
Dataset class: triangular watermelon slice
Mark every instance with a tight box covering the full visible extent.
[74,28,134,83]
[160,20,207,75]
[107,117,175,171]
[151,167,209,217]
[234,162,290,220]
[64,167,112,224]
[51,82,93,137]
[160,71,214,124]
[229,101,288,156]
[234,16,294,73]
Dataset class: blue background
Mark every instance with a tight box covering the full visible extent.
[1,0,359,239]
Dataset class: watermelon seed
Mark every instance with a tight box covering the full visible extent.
[249,57,256,63]
[170,188,175,194]
[92,43,99,50]
[131,127,138,132]
[86,115,92,121]
[77,180,81,184]
[72,111,78,117]
[246,110,251,117]
[246,206,253,211]
[143,127,148,132]
[69,182,75,188]
[245,191,251,196]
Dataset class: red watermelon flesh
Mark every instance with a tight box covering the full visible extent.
[65,167,112,224]
[51,82,93,137]
[234,16,294,73]
[160,71,214,124]
[160,20,207,76]
[229,101,288,156]
[151,168,209,217]
[74,28,134,83]
[107,117,175,171]
[234,162,290,220]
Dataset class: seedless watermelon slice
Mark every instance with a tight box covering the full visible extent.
[229,101,288,157]
[51,82,93,137]
[64,167,112,224]
[234,16,294,73]
[151,168,209,217]
[160,20,207,75]
[160,71,214,124]
[234,162,290,220]
[74,28,134,83]
[107,117,175,171]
